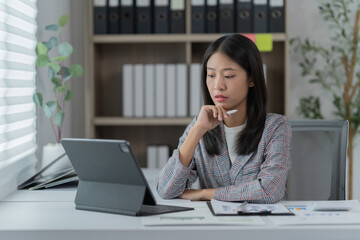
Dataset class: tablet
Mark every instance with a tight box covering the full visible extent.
[61,138,193,216]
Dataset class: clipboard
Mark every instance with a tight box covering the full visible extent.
[207,200,295,216]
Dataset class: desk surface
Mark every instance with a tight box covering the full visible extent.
[1,169,360,240]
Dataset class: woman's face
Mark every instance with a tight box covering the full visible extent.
[206,51,254,111]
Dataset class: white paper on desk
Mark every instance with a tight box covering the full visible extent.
[272,200,360,226]
[270,211,360,226]
[308,201,352,211]
[142,206,265,226]
[210,199,292,215]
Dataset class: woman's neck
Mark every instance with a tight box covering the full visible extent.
[224,107,247,128]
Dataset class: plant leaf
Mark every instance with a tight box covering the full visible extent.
[54,112,64,126]
[42,41,52,51]
[49,62,60,72]
[56,85,68,93]
[36,54,49,67]
[59,14,69,27]
[51,77,61,87]
[52,56,67,62]
[48,37,58,49]
[65,90,73,101]
[45,24,58,31]
[44,101,57,117]
[58,42,73,57]
[44,105,52,118]
[33,93,43,107]
[44,101,56,118]
[61,66,72,81]
[36,43,48,55]
[69,64,83,77]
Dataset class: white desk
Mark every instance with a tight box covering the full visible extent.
[1,169,360,240]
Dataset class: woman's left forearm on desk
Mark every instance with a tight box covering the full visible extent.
[179,188,217,201]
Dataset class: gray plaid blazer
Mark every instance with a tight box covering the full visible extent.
[155,113,292,203]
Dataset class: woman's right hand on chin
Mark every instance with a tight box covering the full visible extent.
[194,105,230,135]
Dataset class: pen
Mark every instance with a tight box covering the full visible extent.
[226,110,238,115]
[238,201,248,212]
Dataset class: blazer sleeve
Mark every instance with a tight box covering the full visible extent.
[213,117,292,203]
[155,118,199,199]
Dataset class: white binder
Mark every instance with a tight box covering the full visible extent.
[158,145,170,168]
[166,64,176,117]
[190,63,202,116]
[134,64,144,117]
[146,145,158,169]
[263,63,267,84]
[122,64,133,117]
[155,64,166,117]
[145,64,155,117]
[176,63,188,117]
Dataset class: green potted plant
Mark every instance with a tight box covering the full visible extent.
[291,0,360,199]
[34,14,83,168]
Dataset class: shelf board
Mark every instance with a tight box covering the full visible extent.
[93,33,286,44]
[94,117,193,126]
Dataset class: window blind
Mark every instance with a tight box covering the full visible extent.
[0,0,37,170]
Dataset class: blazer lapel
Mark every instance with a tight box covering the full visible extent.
[214,123,231,186]
[229,152,255,184]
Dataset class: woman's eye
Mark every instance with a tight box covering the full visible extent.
[207,74,215,78]
[225,75,235,79]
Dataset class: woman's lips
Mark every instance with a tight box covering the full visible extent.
[215,95,228,102]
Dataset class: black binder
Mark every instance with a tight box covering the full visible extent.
[120,0,135,33]
[170,0,185,33]
[136,0,152,34]
[236,0,252,33]
[154,0,169,33]
[219,0,235,33]
[206,0,217,33]
[191,0,205,33]
[107,0,120,34]
[269,0,284,33]
[93,0,107,34]
[253,0,268,33]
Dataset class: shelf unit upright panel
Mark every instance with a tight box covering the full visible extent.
[84,0,289,166]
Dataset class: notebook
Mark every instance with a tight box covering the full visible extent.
[18,153,79,190]
[61,138,194,216]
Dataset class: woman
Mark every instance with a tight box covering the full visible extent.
[156,34,291,203]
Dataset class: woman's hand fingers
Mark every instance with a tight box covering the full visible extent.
[220,106,229,119]
[205,106,218,119]
[211,106,228,121]
[195,105,230,133]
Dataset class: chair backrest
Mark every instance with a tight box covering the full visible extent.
[286,120,348,200]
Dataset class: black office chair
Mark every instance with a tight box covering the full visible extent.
[286,120,348,200]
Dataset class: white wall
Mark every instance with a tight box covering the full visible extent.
[288,0,360,200]
[288,0,333,119]
[36,0,85,160]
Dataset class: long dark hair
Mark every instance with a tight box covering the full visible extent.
[201,34,268,156]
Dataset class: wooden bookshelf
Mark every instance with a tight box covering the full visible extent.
[84,0,289,166]
[94,117,193,126]
[92,33,286,43]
